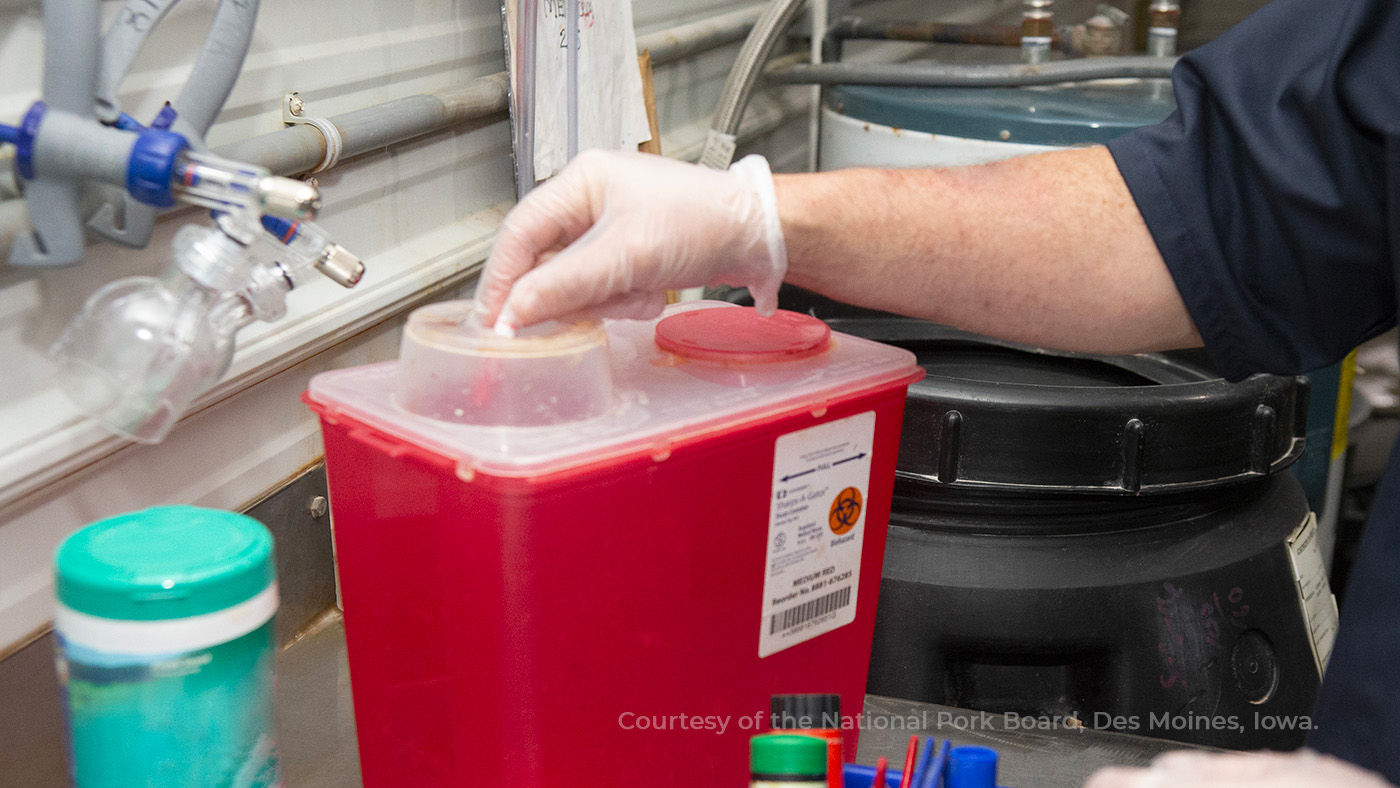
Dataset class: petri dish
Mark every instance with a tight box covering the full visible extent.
[395,301,613,426]
[655,307,832,364]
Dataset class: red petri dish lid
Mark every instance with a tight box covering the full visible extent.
[654,307,832,363]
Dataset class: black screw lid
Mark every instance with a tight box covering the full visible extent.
[828,319,1307,496]
[771,694,842,730]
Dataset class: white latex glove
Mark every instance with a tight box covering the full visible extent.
[1085,750,1393,788]
[472,150,787,333]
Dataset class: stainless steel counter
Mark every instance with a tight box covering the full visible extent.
[276,614,1200,788]
[275,613,363,788]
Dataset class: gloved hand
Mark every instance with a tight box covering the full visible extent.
[1085,749,1393,788]
[472,150,787,334]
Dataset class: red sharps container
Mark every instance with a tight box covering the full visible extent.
[306,301,923,787]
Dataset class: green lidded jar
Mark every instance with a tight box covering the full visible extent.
[750,733,828,787]
[53,506,281,788]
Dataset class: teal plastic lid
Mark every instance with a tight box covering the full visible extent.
[750,734,828,778]
[55,506,275,621]
[828,80,1176,146]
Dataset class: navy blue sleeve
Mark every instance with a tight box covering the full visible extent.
[1106,0,1399,380]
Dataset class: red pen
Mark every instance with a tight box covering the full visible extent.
[897,735,918,788]
[873,757,889,788]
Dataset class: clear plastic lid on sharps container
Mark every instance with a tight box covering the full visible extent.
[396,301,613,427]
[309,302,923,481]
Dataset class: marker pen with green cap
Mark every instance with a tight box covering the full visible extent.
[53,506,281,788]
[751,733,829,787]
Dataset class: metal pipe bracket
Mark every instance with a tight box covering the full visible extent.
[283,93,342,174]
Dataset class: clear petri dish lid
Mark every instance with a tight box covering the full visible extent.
[395,301,614,427]
[402,301,608,357]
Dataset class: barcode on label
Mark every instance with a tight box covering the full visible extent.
[769,587,853,635]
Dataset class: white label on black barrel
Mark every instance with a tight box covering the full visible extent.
[759,411,875,658]
[1288,513,1340,675]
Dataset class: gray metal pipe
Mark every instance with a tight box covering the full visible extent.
[638,4,765,66]
[214,72,510,176]
[767,56,1178,87]
[821,16,1082,61]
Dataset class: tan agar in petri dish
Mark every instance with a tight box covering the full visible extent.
[395,301,614,427]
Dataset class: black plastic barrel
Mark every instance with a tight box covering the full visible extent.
[825,317,1327,751]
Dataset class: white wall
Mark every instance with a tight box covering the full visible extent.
[0,0,1013,655]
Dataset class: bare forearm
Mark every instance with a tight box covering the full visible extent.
[773,147,1202,355]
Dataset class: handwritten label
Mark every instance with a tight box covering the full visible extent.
[503,0,652,180]
[1156,580,1250,693]
[544,0,596,49]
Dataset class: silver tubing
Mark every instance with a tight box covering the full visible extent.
[710,0,807,140]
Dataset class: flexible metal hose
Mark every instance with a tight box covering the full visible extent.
[699,0,807,169]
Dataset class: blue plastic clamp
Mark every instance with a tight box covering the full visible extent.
[150,102,178,130]
[113,113,146,132]
[126,128,190,208]
[13,102,46,180]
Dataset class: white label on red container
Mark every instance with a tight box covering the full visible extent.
[759,411,876,658]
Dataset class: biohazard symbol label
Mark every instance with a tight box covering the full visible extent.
[828,487,863,535]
